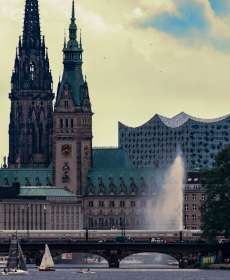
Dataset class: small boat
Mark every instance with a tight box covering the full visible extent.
[38,244,55,271]
[1,237,28,276]
[78,268,95,274]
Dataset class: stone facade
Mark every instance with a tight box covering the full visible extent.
[53,1,92,195]
[83,195,151,230]
[184,174,204,230]
[0,186,82,231]
[8,0,53,168]
[83,170,204,230]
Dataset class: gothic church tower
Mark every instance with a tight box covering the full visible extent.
[53,1,92,195]
[8,0,54,168]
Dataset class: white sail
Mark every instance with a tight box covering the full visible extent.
[2,237,28,275]
[39,244,54,270]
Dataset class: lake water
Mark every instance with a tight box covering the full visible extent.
[1,268,230,280]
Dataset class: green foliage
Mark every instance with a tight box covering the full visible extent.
[201,145,230,239]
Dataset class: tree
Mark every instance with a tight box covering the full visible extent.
[201,145,230,239]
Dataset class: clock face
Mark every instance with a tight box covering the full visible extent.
[61,144,72,156]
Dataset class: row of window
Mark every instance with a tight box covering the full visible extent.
[3,204,47,230]
[184,194,205,201]
[184,214,198,222]
[88,200,136,208]
[60,118,74,129]
[184,204,198,211]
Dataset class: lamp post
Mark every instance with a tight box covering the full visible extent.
[121,214,126,238]
[43,205,47,230]
[85,226,89,241]
[26,204,30,239]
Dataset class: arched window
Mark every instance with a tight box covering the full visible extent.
[65,101,69,109]
[65,119,69,128]
[60,119,63,129]
[30,63,35,80]
[39,123,43,153]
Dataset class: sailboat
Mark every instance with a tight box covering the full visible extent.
[39,244,55,271]
[1,237,28,276]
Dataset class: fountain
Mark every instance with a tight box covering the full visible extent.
[146,152,185,230]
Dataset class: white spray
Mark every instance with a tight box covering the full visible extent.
[146,152,185,230]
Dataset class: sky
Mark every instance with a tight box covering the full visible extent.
[1,0,230,161]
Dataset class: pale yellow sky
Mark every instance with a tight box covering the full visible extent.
[1,0,230,162]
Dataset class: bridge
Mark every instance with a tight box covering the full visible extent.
[0,238,229,268]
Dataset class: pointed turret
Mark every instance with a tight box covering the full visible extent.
[69,0,77,42]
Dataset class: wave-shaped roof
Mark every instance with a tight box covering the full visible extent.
[158,112,230,128]
[120,112,230,129]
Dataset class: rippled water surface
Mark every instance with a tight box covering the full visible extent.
[1,269,230,280]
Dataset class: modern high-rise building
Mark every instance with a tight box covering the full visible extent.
[119,112,230,170]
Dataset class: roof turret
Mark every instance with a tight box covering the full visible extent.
[55,0,91,112]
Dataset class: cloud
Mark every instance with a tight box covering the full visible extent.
[144,1,209,37]
[79,7,122,33]
[209,0,230,16]
[134,0,230,53]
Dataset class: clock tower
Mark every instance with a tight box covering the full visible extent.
[53,1,92,195]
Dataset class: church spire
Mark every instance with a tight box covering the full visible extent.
[68,0,78,45]
[8,0,54,168]
[23,0,41,49]
[72,0,75,20]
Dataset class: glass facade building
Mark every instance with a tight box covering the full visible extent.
[119,112,230,170]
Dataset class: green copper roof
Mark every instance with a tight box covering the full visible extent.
[0,167,52,186]
[19,186,75,197]
[92,148,133,170]
[86,167,159,194]
[56,0,86,109]
[58,70,84,107]
[87,148,158,194]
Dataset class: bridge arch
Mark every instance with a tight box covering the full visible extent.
[24,246,206,269]
[9,239,221,269]
[99,249,202,268]
[74,253,109,267]
[120,253,179,268]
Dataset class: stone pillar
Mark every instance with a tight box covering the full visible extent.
[107,251,120,268]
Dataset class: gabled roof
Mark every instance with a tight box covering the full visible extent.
[56,72,84,107]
